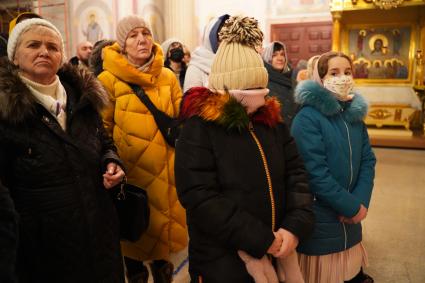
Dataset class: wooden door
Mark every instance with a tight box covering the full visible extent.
[270,21,333,67]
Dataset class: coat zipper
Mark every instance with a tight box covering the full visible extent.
[342,223,348,250]
[342,117,353,191]
[248,121,276,231]
[341,113,353,250]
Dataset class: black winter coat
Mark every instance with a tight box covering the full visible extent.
[0,59,124,283]
[165,59,187,88]
[264,62,298,126]
[0,179,18,283]
[175,88,314,283]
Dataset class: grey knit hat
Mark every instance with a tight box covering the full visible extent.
[116,15,152,49]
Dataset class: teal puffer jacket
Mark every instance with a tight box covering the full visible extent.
[291,80,376,255]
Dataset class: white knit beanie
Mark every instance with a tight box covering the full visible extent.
[7,18,65,64]
[116,15,152,49]
[161,38,182,56]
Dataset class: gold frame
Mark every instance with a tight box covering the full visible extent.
[341,22,416,85]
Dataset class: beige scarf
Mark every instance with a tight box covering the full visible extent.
[19,74,67,130]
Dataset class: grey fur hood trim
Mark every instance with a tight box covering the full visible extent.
[295,80,368,123]
[0,58,109,124]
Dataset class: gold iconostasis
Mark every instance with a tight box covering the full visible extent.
[330,0,425,147]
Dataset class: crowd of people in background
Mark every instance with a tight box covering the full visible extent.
[0,11,376,283]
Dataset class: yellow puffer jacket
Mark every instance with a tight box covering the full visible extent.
[98,42,187,261]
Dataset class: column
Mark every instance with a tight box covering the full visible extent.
[331,12,342,52]
[420,16,425,61]
[163,0,196,49]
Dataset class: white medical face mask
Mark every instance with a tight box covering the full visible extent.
[323,75,354,101]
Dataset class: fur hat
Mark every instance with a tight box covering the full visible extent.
[208,16,268,91]
[7,18,65,64]
[116,15,152,49]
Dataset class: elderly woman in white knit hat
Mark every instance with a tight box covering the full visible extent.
[94,15,186,283]
[175,16,315,283]
[0,18,125,282]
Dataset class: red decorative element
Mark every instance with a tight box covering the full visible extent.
[252,97,283,127]
[180,87,283,128]
[180,87,213,119]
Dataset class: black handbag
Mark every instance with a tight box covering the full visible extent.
[114,177,150,242]
[130,84,181,147]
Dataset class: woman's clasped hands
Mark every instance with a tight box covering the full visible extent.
[238,228,300,283]
[103,162,125,189]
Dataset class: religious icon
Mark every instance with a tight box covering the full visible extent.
[392,29,402,55]
[347,25,412,81]
[368,60,387,79]
[353,57,371,78]
[357,29,367,56]
[82,12,103,44]
[369,34,388,55]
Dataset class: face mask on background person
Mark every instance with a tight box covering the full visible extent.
[323,75,354,101]
[169,48,184,62]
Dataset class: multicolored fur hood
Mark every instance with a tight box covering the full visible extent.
[0,57,109,125]
[180,87,283,131]
[294,80,368,123]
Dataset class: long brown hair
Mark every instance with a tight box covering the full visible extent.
[317,51,353,79]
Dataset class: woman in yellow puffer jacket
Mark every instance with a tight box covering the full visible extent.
[96,15,187,283]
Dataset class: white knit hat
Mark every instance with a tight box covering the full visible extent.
[161,38,182,55]
[7,18,65,64]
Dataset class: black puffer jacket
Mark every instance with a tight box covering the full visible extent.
[0,59,124,283]
[264,62,298,126]
[175,87,314,283]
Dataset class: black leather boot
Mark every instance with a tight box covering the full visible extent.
[150,260,174,283]
[344,268,374,283]
[124,257,149,283]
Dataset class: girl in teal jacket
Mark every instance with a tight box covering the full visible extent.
[291,51,376,283]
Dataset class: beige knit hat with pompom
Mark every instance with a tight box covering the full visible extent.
[208,16,268,91]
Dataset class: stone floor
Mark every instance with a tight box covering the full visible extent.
[159,147,425,283]
[362,148,425,283]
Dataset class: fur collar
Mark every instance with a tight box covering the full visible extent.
[89,39,115,77]
[294,80,368,123]
[0,58,109,125]
[180,87,282,131]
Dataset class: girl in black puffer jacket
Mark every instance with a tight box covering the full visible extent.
[175,16,314,283]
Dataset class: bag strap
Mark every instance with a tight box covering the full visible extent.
[129,84,160,115]
[128,83,179,147]
[117,176,128,200]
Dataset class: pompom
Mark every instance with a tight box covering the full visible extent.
[218,16,263,48]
